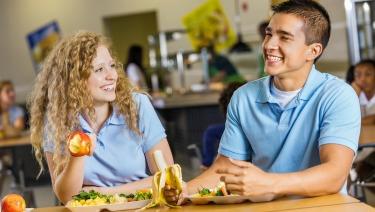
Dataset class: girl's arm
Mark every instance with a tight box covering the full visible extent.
[84,139,174,195]
[45,152,86,204]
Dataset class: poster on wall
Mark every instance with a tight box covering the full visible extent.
[27,21,61,72]
[182,0,236,52]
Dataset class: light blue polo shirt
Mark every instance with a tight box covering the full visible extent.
[0,106,24,127]
[218,66,360,191]
[43,93,166,187]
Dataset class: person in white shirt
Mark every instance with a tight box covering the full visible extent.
[351,59,375,125]
[124,45,147,89]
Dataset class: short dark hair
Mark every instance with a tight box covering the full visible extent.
[272,0,331,62]
[355,59,375,70]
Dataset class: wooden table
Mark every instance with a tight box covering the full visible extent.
[294,202,374,211]
[0,133,36,207]
[0,133,31,148]
[360,125,375,145]
[30,194,374,211]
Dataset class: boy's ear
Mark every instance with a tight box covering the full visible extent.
[306,43,323,61]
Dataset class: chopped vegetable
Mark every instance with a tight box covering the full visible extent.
[67,189,152,207]
[198,188,211,196]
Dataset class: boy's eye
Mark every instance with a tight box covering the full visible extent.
[111,64,116,68]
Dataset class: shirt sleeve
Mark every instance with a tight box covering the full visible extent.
[12,106,25,118]
[135,93,167,153]
[218,91,251,160]
[8,106,25,125]
[319,83,361,153]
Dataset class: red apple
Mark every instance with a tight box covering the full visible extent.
[1,194,26,212]
[67,131,91,157]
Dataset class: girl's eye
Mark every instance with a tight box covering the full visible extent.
[95,67,103,73]
[110,64,116,68]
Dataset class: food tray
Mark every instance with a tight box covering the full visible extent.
[66,199,151,212]
[188,194,274,205]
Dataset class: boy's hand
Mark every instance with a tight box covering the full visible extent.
[217,159,277,201]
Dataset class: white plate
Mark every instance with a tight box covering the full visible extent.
[66,199,151,212]
[188,194,275,205]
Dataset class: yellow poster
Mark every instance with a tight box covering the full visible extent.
[182,0,236,52]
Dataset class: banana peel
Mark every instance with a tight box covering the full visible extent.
[142,164,183,209]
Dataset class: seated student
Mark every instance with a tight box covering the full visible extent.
[0,80,25,169]
[351,59,375,125]
[0,80,25,138]
[28,31,174,204]
[201,82,245,169]
[165,0,360,203]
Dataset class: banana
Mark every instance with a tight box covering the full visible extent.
[142,151,183,209]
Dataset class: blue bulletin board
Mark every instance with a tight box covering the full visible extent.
[27,21,61,72]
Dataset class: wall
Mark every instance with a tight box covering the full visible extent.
[0,0,348,102]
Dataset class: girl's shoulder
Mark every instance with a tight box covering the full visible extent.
[131,92,151,104]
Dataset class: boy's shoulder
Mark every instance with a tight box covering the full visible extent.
[234,77,269,97]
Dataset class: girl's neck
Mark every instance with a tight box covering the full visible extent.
[84,102,112,134]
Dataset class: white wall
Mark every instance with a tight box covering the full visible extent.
[0,0,347,102]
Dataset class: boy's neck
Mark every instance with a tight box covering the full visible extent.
[273,64,312,91]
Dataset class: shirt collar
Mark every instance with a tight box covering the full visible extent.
[256,76,273,103]
[107,108,126,125]
[256,65,326,103]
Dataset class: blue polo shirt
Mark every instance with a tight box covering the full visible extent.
[43,93,166,187]
[0,106,24,127]
[218,67,360,183]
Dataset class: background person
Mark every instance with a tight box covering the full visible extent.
[351,59,375,125]
[0,80,25,138]
[207,45,244,84]
[201,81,246,170]
[124,44,148,90]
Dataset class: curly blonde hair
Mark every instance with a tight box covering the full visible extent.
[28,31,141,178]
